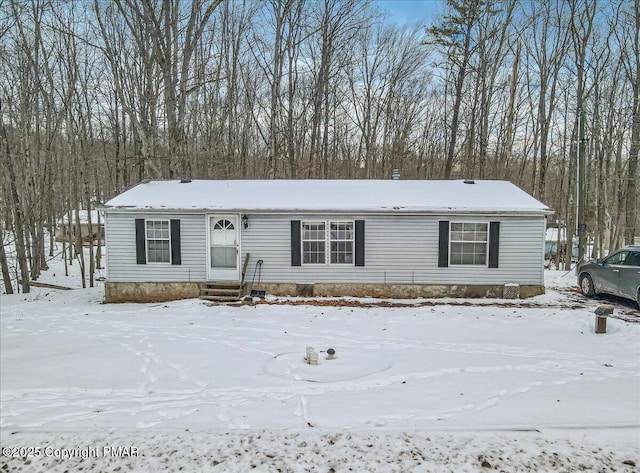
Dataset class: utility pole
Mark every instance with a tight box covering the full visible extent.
[577,109,587,268]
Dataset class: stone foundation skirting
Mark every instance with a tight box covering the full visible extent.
[105,281,544,303]
[105,282,201,303]
[258,282,544,299]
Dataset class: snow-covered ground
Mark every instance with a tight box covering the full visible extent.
[0,234,106,293]
[1,250,638,471]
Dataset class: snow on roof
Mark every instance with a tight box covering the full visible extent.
[59,210,101,224]
[103,179,552,214]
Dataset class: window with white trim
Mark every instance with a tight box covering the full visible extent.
[146,220,171,263]
[450,222,488,265]
[302,222,326,264]
[330,222,353,264]
[302,221,355,265]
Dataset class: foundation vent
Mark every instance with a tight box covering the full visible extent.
[503,283,520,299]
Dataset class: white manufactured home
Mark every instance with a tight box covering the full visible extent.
[101,179,552,302]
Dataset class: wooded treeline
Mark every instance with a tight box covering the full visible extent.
[0,0,638,293]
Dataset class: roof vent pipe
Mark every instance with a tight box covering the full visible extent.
[392,169,400,180]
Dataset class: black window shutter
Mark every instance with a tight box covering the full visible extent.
[489,221,500,268]
[291,220,301,266]
[170,219,181,265]
[355,220,365,266]
[438,221,449,267]
[135,218,146,264]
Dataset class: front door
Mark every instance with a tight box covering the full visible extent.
[207,215,240,281]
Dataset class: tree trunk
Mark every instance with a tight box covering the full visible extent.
[0,219,14,294]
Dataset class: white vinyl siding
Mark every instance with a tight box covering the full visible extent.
[105,213,206,282]
[105,212,545,286]
[240,214,545,285]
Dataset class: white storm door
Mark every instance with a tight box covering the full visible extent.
[207,215,240,280]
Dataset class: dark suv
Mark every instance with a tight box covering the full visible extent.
[578,246,640,308]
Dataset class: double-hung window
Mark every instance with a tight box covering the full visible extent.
[146,220,171,263]
[302,221,354,265]
[302,222,326,264]
[450,222,488,265]
[330,222,353,264]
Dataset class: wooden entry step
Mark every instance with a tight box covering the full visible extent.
[200,281,244,302]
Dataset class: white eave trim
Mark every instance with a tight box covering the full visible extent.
[100,207,553,217]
